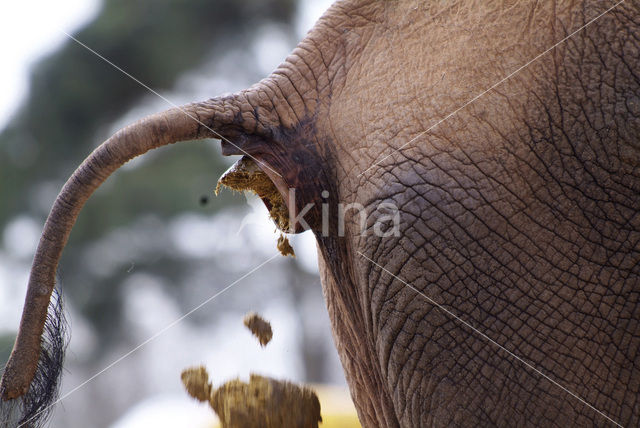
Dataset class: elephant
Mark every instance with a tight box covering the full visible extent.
[2,0,639,426]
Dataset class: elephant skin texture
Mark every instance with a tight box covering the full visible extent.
[2,1,639,427]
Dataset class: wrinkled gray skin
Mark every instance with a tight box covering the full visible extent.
[2,1,639,427]
[312,2,639,426]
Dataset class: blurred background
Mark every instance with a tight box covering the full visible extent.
[0,1,357,427]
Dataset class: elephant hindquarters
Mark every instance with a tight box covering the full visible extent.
[356,125,640,426]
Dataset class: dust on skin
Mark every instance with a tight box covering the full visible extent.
[243,312,273,346]
[181,366,322,428]
[216,156,295,257]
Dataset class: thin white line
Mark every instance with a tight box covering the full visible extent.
[357,251,623,428]
[18,252,282,428]
[358,0,626,178]
[60,30,282,179]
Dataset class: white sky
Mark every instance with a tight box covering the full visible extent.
[0,0,101,131]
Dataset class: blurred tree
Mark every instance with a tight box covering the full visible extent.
[0,0,297,346]
[1,0,295,226]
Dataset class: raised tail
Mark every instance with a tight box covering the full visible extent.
[0,97,243,426]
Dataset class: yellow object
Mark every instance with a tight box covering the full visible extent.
[320,413,362,428]
[312,384,361,428]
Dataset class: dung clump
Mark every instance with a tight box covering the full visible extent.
[216,156,289,231]
[243,312,273,346]
[277,233,295,257]
[216,156,296,257]
[181,365,212,402]
[213,374,322,428]
[181,367,322,428]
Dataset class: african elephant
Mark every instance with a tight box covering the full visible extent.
[2,0,639,426]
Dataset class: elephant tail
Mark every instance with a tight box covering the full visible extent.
[0,98,240,427]
[1,289,67,428]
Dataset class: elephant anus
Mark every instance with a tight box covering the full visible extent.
[2,0,640,426]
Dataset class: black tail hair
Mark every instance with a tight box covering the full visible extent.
[1,288,68,428]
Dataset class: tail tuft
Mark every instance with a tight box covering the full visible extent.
[1,288,68,428]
